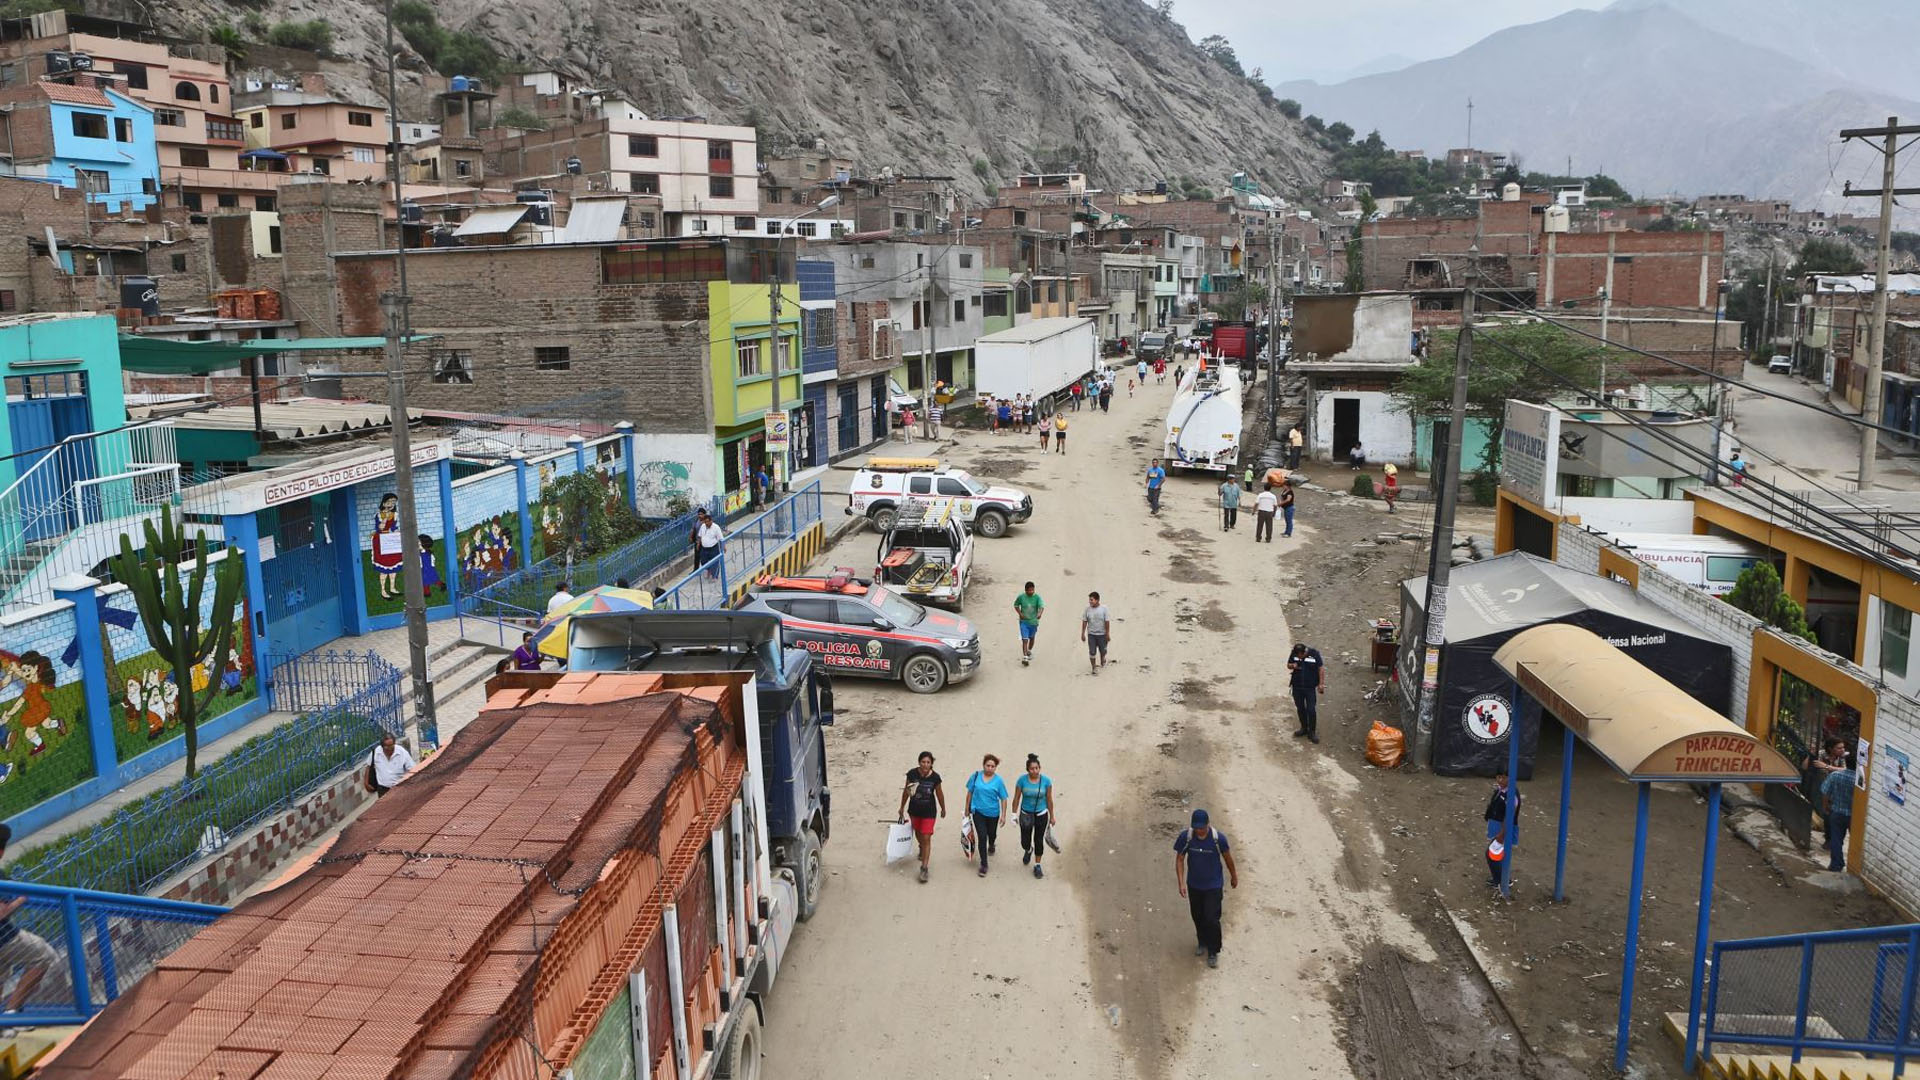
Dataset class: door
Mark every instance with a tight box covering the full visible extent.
[837,385,859,453]
[794,401,815,471]
[1332,397,1361,460]
[7,374,96,540]
[261,496,343,657]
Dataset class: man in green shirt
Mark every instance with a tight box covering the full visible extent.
[1014,581,1045,666]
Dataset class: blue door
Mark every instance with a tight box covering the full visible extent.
[7,383,95,540]
[261,497,343,658]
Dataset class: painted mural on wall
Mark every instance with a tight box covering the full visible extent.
[0,599,95,819]
[356,482,448,619]
[456,511,521,596]
[104,592,257,765]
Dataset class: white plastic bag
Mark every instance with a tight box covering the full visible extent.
[960,814,976,858]
[885,821,916,864]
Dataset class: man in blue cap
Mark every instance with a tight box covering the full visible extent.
[1174,808,1238,968]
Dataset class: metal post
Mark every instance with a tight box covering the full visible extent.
[1858,117,1901,490]
[1892,928,1920,1075]
[1411,242,1479,769]
[662,904,691,1080]
[1616,781,1651,1072]
[628,970,650,1077]
[60,892,89,1015]
[1708,284,1728,484]
[379,292,435,745]
[1500,679,1521,897]
[1554,724,1574,902]
[1597,288,1611,398]
[731,799,749,966]
[709,826,728,999]
[1685,781,1723,1072]
[768,243,787,493]
[1790,937,1816,1064]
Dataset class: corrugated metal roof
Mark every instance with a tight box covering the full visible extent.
[452,204,531,237]
[130,398,417,440]
[561,197,627,244]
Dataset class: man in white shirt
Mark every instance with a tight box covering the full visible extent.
[1254,485,1279,543]
[547,581,575,614]
[370,733,414,795]
[693,509,726,578]
[1080,591,1113,674]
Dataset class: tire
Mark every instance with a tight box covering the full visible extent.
[869,506,898,532]
[715,1001,764,1080]
[794,829,823,923]
[975,510,1009,539]
[901,652,949,694]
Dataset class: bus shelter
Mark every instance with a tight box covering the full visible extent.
[1490,624,1800,1072]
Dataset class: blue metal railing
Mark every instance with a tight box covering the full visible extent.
[655,483,825,611]
[11,653,403,898]
[461,502,722,618]
[1702,923,1920,1073]
[0,879,226,1027]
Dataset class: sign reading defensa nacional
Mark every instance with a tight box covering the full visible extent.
[1499,400,1561,511]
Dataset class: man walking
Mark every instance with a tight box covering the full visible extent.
[693,508,725,579]
[1146,459,1167,516]
[547,580,576,615]
[1218,475,1241,531]
[1174,809,1237,969]
[369,733,415,795]
[1253,484,1277,543]
[1822,750,1856,871]
[1081,591,1112,674]
[1288,642,1325,742]
[1014,581,1044,667]
[929,400,944,439]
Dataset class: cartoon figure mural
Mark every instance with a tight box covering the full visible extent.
[0,625,92,808]
[0,651,65,772]
[418,534,443,599]
[359,488,447,619]
[455,513,520,597]
[104,594,256,764]
[370,492,405,600]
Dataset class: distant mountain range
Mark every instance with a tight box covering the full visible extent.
[1274,1,1920,212]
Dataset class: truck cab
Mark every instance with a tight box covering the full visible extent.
[875,498,973,610]
[847,456,1033,538]
[566,609,835,922]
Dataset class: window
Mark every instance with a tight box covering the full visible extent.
[345,146,373,163]
[255,194,275,211]
[76,169,108,193]
[179,147,210,167]
[453,158,472,177]
[170,253,188,272]
[970,294,981,306]
[112,63,148,90]
[908,477,932,495]
[432,350,474,384]
[1014,210,1027,226]
[804,309,835,349]
[628,134,657,157]
[893,212,906,229]
[347,111,373,127]
[709,175,734,198]
[1047,283,1059,303]
[250,112,263,128]
[209,85,219,103]
[983,293,1008,318]
[953,299,965,322]
[216,193,239,208]
[0,290,14,312]
[936,478,969,497]
[174,81,200,102]
[153,108,185,128]
[858,255,874,269]
[142,177,157,195]
[736,339,763,378]
[183,192,203,211]
[766,220,782,236]
[310,158,329,175]
[280,112,296,130]
[1884,601,1913,679]
[785,598,836,623]
[534,346,571,371]
[70,112,108,139]
[830,222,846,238]
[267,225,282,254]
[630,173,659,194]
[959,253,973,268]
[911,300,928,329]
[707,140,732,163]
[913,214,926,230]
[734,215,754,232]
[636,212,656,230]
[767,188,782,204]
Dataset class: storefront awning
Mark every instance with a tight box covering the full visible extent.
[117,335,432,375]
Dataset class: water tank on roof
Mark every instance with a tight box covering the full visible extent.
[1502,182,1521,202]
[1543,205,1570,233]
[450,75,470,93]
[400,202,423,223]
[565,156,583,175]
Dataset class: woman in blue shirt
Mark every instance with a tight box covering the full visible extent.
[1015,754,1056,879]
[966,754,1010,876]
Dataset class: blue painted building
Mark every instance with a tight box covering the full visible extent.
[0,81,160,213]
[797,258,837,471]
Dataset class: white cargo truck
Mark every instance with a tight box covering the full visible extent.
[973,317,1099,412]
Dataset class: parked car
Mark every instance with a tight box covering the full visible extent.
[887,378,920,411]
[847,457,1033,538]
[1768,355,1793,375]
[741,573,982,693]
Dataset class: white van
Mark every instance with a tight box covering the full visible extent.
[1605,533,1766,596]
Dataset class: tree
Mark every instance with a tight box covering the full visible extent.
[108,507,242,779]
[207,22,246,62]
[1197,35,1243,77]
[1326,121,1354,145]
[1212,279,1267,322]
[541,470,648,565]
[1154,0,1174,19]
[267,19,333,54]
[1790,236,1866,278]
[1303,115,1325,134]
[1342,190,1378,292]
[1392,321,1609,471]
[1726,562,1816,643]
[1277,98,1301,119]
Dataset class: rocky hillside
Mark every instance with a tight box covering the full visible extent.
[124,0,1326,199]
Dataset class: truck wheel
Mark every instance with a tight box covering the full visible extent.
[975,510,1009,539]
[901,653,948,694]
[870,506,897,532]
[716,1001,763,1080]
[795,829,824,923]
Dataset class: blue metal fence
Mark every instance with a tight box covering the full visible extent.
[461,502,719,618]
[12,652,404,899]
[0,879,226,1027]
[656,482,825,610]
[1702,923,1920,1073]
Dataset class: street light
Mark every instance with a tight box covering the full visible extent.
[767,194,841,494]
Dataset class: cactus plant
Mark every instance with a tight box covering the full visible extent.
[108,506,242,778]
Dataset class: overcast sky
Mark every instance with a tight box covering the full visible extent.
[1173,0,1598,84]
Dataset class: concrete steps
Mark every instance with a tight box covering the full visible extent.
[1663,1011,1894,1080]
[0,1025,73,1077]
[395,639,507,711]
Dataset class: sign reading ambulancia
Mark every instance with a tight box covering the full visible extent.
[1499,400,1561,511]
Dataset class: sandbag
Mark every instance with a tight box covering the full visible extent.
[1366,720,1407,769]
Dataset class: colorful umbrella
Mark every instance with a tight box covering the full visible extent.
[531,586,655,660]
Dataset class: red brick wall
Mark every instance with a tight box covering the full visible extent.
[1543,231,1723,310]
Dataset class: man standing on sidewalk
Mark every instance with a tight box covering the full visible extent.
[1013,581,1044,667]
[1279,481,1296,538]
[1218,475,1241,531]
[1288,426,1304,470]
[1146,458,1167,516]
[929,399,944,439]
[1174,809,1238,969]
[1253,484,1278,542]
[1288,642,1325,742]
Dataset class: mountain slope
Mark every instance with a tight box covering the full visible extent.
[136,0,1324,198]
[1609,0,1920,101]
[1274,3,1917,208]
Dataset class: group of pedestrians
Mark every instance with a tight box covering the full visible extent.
[984,394,1042,436]
[1011,581,1113,675]
[897,751,1057,882]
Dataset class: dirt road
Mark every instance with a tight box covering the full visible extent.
[760,379,1508,1080]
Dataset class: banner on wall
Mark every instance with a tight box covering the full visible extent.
[765,411,791,482]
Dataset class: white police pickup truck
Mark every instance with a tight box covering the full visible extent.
[847,457,1034,538]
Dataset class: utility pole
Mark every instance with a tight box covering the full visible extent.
[1266,225,1279,433]
[381,0,433,744]
[1840,116,1920,489]
[768,248,788,490]
[1597,287,1611,399]
[1760,254,1776,361]
[1410,242,1479,770]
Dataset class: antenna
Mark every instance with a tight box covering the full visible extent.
[1466,97,1473,148]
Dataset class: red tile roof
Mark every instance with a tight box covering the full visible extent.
[35,81,113,108]
[41,674,735,1080]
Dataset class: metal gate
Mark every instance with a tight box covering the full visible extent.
[262,519,342,658]
[7,389,96,541]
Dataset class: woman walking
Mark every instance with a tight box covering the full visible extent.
[1015,754,1056,878]
[965,754,1010,876]
[897,751,946,883]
